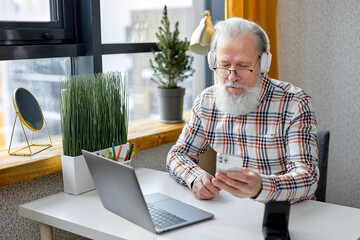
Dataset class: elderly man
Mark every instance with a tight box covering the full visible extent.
[166,17,318,203]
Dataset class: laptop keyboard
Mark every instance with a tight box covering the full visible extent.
[147,203,186,229]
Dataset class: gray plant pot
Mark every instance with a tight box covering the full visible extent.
[156,87,185,123]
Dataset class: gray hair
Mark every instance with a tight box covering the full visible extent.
[208,18,267,69]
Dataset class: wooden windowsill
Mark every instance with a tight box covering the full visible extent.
[0,114,189,187]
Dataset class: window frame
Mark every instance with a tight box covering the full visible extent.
[0,0,224,151]
[0,0,75,45]
[0,0,224,73]
[0,0,83,61]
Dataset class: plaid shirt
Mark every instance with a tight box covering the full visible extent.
[167,77,318,203]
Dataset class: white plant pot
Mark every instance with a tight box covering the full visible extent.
[61,143,130,195]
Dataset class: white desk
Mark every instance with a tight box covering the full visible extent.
[19,168,360,240]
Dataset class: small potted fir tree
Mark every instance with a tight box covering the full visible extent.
[150,5,194,123]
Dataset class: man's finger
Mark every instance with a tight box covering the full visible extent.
[202,176,221,194]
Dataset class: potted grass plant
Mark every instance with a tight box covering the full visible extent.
[150,5,195,123]
[60,71,129,195]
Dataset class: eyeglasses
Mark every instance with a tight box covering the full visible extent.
[213,59,259,79]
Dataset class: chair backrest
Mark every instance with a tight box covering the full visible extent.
[315,130,330,202]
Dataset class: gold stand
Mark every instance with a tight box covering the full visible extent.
[8,113,52,156]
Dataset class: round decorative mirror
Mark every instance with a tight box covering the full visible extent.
[13,88,44,131]
[8,88,52,156]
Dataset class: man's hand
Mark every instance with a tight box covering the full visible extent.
[192,173,221,200]
[212,168,262,199]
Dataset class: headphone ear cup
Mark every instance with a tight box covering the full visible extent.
[260,51,272,74]
[207,50,215,71]
[260,52,267,73]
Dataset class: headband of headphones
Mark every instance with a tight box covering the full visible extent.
[207,22,272,75]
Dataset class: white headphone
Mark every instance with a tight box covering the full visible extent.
[207,23,272,75]
[259,28,272,74]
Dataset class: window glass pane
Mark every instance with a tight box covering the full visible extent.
[0,58,70,150]
[0,0,51,22]
[100,0,195,43]
[103,53,194,122]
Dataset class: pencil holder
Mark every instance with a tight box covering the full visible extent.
[93,143,131,166]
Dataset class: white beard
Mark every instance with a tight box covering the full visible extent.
[214,78,262,116]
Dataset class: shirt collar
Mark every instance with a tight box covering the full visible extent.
[258,75,272,105]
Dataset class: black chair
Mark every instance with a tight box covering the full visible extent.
[315,130,330,202]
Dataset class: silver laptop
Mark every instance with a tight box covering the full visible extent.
[82,150,214,234]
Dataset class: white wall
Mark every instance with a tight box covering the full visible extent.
[277,0,360,208]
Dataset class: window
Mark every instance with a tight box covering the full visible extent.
[0,58,71,149]
[0,0,51,22]
[100,0,205,121]
[103,53,195,121]
[0,0,76,150]
[100,0,194,44]
[0,0,210,150]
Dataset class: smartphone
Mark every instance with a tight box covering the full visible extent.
[216,152,243,173]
